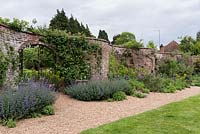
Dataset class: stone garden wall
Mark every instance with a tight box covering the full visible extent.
[112,47,156,73]
[0,23,199,87]
[89,39,112,80]
[111,47,200,74]
[0,24,111,85]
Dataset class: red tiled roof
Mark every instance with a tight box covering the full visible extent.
[162,40,179,52]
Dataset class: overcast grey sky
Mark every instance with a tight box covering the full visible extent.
[0,0,200,45]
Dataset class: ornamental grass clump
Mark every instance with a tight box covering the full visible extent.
[65,79,131,101]
[0,80,56,127]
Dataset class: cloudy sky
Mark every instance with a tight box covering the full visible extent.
[0,0,200,46]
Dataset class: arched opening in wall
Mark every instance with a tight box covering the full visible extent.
[18,43,57,81]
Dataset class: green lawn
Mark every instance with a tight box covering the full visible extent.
[82,95,200,134]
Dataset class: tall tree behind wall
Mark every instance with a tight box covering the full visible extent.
[98,30,109,42]
[197,31,200,41]
[49,9,92,37]
[49,9,69,31]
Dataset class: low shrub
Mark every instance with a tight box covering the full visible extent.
[174,79,189,90]
[140,74,164,92]
[163,84,176,93]
[141,74,189,93]
[142,88,150,94]
[42,105,55,115]
[112,91,126,101]
[65,79,131,101]
[107,98,114,102]
[132,91,146,98]
[191,75,200,86]
[3,119,16,128]
[157,58,193,78]
[129,79,150,93]
[30,112,42,118]
[0,81,56,127]
[162,79,189,93]
[194,59,200,74]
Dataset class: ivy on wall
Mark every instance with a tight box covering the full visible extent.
[0,43,20,88]
[4,44,18,72]
[41,30,101,82]
[96,47,102,72]
[0,17,103,84]
[0,47,9,87]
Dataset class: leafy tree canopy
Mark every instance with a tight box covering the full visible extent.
[179,36,196,54]
[112,34,121,44]
[112,32,143,49]
[179,34,200,55]
[147,41,157,49]
[115,32,136,45]
[197,31,200,41]
[193,41,200,55]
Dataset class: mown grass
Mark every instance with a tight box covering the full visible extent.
[82,95,200,134]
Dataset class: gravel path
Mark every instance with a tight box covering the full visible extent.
[1,87,200,134]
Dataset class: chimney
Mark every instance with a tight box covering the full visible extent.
[160,44,164,53]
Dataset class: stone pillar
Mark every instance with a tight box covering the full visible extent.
[100,43,112,79]
[89,39,112,80]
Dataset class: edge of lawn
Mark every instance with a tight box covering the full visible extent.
[82,95,200,134]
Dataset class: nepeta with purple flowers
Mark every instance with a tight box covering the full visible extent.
[0,80,56,121]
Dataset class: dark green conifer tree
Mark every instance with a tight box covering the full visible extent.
[49,9,69,31]
[98,30,109,41]
[50,9,92,37]
[85,24,91,37]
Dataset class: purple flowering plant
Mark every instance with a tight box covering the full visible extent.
[0,79,56,121]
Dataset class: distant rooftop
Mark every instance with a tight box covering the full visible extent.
[160,40,179,53]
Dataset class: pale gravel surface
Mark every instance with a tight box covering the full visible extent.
[1,87,200,134]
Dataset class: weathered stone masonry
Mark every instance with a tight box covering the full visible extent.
[0,23,199,87]
[0,24,111,84]
[112,47,156,73]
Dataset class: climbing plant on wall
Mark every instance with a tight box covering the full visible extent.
[41,30,101,82]
[108,50,136,79]
[0,17,29,32]
[0,17,102,84]
[0,43,20,88]
[0,48,9,87]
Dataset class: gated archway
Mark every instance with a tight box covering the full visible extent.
[18,41,57,76]
[0,24,56,87]
[0,23,111,88]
